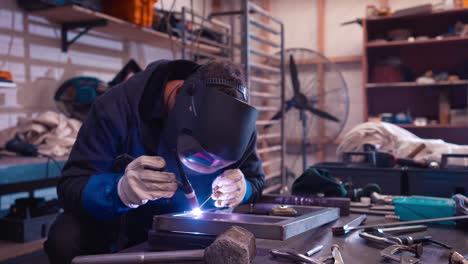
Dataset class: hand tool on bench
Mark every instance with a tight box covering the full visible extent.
[270,244,343,264]
[380,244,423,264]
[332,215,468,236]
[360,226,452,249]
[331,214,367,235]
[72,226,255,264]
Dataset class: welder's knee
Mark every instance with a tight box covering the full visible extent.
[44,213,84,264]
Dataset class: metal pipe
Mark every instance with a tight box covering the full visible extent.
[257,145,282,154]
[72,250,205,264]
[249,17,280,35]
[183,33,231,49]
[256,120,281,126]
[248,1,283,24]
[254,105,279,111]
[262,158,282,167]
[250,76,280,86]
[250,34,280,48]
[258,133,281,140]
[250,62,281,74]
[250,91,280,99]
[279,21,286,194]
[250,48,281,62]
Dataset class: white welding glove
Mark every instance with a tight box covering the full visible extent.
[212,169,246,208]
[117,156,178,208]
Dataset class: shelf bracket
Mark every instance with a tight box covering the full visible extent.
[61,19,107,52]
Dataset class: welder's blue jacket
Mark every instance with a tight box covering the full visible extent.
[57,60,265,234]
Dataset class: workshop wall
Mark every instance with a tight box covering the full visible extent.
[0,0,209,130]
[0,0,209,210]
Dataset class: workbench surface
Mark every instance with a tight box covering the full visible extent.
[129,214,468,263]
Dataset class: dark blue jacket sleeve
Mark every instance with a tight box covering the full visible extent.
[58,97,131,221]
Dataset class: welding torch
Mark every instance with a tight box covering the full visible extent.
[173,151,199,210]
[113,154,199,210]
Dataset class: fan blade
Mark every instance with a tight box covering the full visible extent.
[289,54,301,98]
[304,103,340,122]
[263,101,294,129]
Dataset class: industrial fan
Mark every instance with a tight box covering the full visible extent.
[264,48,350,179]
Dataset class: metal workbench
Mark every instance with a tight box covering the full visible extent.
[127,214,468,263]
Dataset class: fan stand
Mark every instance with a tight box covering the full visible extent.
[300,109,308,173]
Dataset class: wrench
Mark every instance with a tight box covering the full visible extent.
[380,244,423,264]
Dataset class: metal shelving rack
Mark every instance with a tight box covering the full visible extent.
[180,7,232,62]
[242,1,286,194]
[178,2,285,194]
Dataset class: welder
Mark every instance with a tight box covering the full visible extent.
[44,60,265,264]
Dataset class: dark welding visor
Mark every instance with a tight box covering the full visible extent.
[169,78,258,173]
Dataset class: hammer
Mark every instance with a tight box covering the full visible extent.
[72,226,256,264]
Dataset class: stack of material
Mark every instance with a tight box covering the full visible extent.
[0,111,81,157]
[337,122,468,165]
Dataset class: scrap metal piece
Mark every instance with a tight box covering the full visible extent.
[332,214,367,236]
[306,245,324,257]
[380,244,423,264]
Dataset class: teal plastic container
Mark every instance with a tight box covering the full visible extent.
[393,196,456,225]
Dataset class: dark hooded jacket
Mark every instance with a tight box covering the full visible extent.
[57,60,265,234]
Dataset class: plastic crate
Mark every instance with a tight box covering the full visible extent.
[102,0,157,27]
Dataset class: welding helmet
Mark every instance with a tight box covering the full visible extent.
[164,76,258,174]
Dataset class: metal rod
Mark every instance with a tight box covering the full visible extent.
[256,120,281,126]
[306,245,324,257]
[250,91,280,99]
[250,34,280,48]
[249,17,280,35]
[250,48,281,62]
[257,145,282,154]
[250,76,280,86]
[261,158,282,167]
[301,110,308,172]
[337,215,468,234]
[248,1,283,24]
[258,133,281,140]
[199,194,212,209]
[250,62,281,74]
[254,105,279,111]
[183,33,231,49]
[279,21,286,194]
[72,250,205,264]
